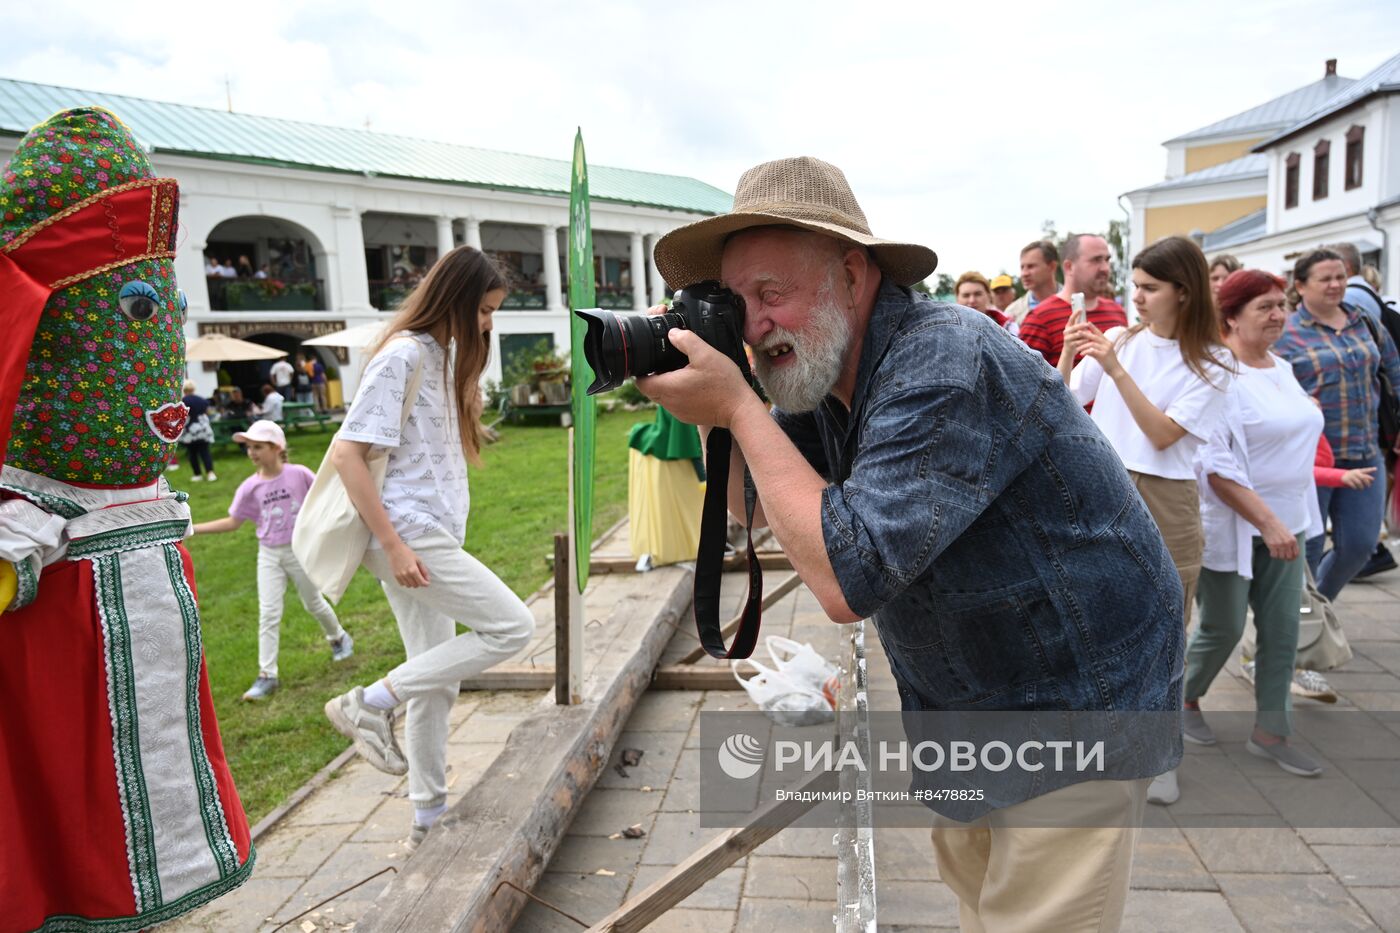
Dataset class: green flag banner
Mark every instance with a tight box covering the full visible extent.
[568,129,598,593]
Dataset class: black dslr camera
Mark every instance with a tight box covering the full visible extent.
[575,281,751,395]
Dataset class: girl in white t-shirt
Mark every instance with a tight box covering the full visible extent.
[1061,236,1235,806]
[323,247,534,847]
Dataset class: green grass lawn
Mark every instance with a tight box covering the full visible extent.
[183,408,643,822]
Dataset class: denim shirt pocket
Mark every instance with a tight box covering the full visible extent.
[875,580,1062,709]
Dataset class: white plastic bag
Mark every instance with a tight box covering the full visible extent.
[766,635,840,707]
[732,658,834,727]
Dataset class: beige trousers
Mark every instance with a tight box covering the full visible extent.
[931,778,1149,933]
[1128,471,1203,627]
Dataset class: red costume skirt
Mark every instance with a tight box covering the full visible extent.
[0,543,253,933]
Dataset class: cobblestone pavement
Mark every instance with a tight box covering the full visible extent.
[518,568,1400,933]
[165,689,544,932]
[166,564,1398,932]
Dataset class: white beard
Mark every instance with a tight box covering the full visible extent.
[751,288,852,413]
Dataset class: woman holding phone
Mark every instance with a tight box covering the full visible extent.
[1061,235,1235,805]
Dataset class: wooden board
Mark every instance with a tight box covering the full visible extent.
[584,769,838,933]
[457,663,735,692]
[359,567,694,932]
[582,551,793,574]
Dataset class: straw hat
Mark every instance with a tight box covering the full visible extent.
[654,156,937,289]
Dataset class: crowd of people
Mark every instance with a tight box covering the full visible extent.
[950,231,1400,805]
[205,253,271,279]
[176,159,1397,930]
[627,155,1400,930]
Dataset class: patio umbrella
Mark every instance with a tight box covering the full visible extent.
[302,321,390,348]
[186,333,288,362]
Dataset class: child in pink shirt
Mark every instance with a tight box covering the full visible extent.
[193,420,352,700]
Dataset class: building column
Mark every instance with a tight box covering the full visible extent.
[465,217,482,251]
[541,224,564,312]
[436,215,455,262]
[646,233,667,306]
[630,232,648,311]
[331,204,372,313]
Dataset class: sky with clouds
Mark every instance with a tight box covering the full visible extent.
[4,0,1398,279]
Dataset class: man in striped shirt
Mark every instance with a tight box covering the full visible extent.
[1018,233,1128,367]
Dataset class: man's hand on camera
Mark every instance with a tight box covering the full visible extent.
[635,329,760,430]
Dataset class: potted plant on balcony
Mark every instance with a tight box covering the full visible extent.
[223,278,319,311]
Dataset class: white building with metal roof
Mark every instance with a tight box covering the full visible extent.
[1126,53,1400,292]
[1225,51,1400,286]
[1124,60,1353,256]
[0,77,731,403]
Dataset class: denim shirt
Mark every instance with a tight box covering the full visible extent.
[773,282,1183,780]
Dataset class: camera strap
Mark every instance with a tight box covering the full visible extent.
[693,426,764,659]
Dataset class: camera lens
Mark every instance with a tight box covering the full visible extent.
[576,309,689,395]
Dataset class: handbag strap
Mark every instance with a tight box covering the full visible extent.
[338,336,430,450]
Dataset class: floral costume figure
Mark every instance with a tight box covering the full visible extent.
[0,108,254,933]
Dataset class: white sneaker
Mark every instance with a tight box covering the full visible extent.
[167,462,180,471]
[1291,668,1338,703]
[190,475,204,482]
[324,686,408,775]
[1243,660,1338,703]
[1147,768,1180,806]
[206,471,218,482]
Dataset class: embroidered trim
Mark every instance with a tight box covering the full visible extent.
[163,544,240,878]
[0,482,85,519]
[65,498,191,540]
[0,178,174,254]
[93,555,162,912]
[13,555,38,609]
[29,847,255,933]
[49,250,176,290]
[67,521,190,560]
[1,465,161,515]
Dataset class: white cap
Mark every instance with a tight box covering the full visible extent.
[232,419,287,449]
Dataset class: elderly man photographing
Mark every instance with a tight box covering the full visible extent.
[638,158,1181,932]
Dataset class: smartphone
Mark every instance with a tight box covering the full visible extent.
[1070,292,1087,325]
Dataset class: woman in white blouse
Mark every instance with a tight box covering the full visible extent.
[1185,269,1324,779]
[1061,235,1235,805]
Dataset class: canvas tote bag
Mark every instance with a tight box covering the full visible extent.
[1241,564,1353,672]
[293,339,427,603]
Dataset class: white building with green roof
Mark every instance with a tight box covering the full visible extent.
[0,77,731,401]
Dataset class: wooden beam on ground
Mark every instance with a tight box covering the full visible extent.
[458,663,735,692]
[359,568,695,933]
[583,551,793,574]
[676,572,804,665]
[584,769,838,933]
[650,664,736,690]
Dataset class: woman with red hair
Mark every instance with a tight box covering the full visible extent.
[1187,269,1331,779]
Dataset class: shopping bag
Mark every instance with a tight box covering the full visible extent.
[292,341,425,602]
[731,658,834,727]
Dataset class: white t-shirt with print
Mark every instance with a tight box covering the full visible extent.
[1069,327,1233,480]
[338,333,469,548]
